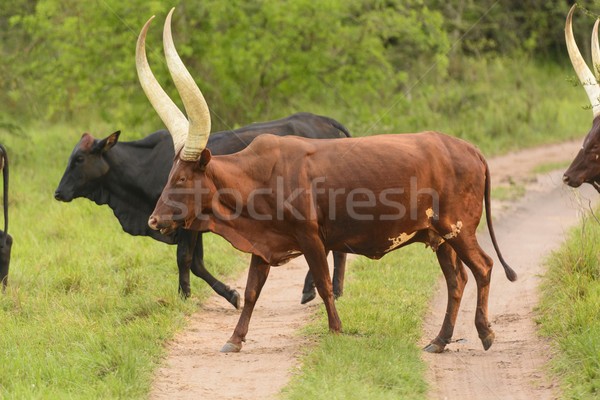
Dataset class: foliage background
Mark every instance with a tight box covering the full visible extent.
[1,0,599,152]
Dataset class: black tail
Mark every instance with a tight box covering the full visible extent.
[483,159,517,281]
[0,143,8,247]
[328,118,352,138]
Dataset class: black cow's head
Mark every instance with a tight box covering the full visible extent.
[564,117,600,191]
[54,131,120,202]
[563,5,600,192]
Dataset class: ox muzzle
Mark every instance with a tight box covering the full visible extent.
[563,157,600,192]
[148,215,177,235]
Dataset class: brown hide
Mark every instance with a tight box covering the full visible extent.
[150,131,516,353]
[153,132,484,262]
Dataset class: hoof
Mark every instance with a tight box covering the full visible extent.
[301,290,316,304]
[423,342,445,353]
[220,342,242,353]
[178,287,191,300]
[481,331,495,351]
[229,290,241,309]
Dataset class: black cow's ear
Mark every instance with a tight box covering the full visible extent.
[197,148,212,170]
[92,131,121,154]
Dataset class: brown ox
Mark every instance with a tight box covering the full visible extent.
[139,10,517,353]
[564,4,600,191]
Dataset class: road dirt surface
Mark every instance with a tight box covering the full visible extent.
[150,138,592,400]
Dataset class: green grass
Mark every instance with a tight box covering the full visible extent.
[0,124,247,399]
[282,246,439,400]
[537,211,600,399]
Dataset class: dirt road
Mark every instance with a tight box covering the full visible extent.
[150,138,593,400]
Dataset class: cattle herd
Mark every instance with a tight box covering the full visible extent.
[1,4,599,356]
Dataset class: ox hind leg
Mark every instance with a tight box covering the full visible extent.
[301,251,347,304]
[447,234,496,351]
[424,242,468,353]
[222,254,270,353]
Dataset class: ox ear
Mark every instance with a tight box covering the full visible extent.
[92,131,121,154]
[197,148,212,171]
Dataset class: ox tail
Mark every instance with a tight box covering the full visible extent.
[328,118,352,138]
[483,159,517,282]
[0,143,7,247]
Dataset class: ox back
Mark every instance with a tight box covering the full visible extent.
[54,113,350,306]
[0,143,12,292]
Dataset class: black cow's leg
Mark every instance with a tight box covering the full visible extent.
[301,251,347,304]
[190,234,240,309]
[0,233,12,293]
[332,251,347,299]
[302,239,342,333]
[448,234,495,351]
[424,242,468,353]
[175,231,196,298]
[222,254,270,353]
[301,270,316,304]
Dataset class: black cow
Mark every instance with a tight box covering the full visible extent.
[54,113,349,307]
[0,143,12,292]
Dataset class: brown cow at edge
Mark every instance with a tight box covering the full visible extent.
[564,5,600,190]
[139,10,517,353]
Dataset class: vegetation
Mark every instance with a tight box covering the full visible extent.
[538,211,600,399]
[0,1,595,153]
[284,247,439,400]
[0,124,248,398]
[0,0,599,398]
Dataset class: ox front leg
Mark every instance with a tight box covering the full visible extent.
[424,243,468,353]
[302,241,342,334]
[221,254,270,353]
[300,251,347,304]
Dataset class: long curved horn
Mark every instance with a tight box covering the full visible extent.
[566,4,600,117]
[136,15,188,153]
[592,19,600,80]
[163,8,211,161]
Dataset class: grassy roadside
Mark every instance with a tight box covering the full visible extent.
[537,211,600,399]
[282,247,439,400]
[0,124,247,399]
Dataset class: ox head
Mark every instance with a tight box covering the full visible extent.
[54,131,120,202]
[564,5,600,191]
[136,9,213,234]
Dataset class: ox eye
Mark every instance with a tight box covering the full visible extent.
[75,156,84,164]
[178,176,186,183]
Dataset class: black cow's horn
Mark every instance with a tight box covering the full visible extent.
[565,4,600,117]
